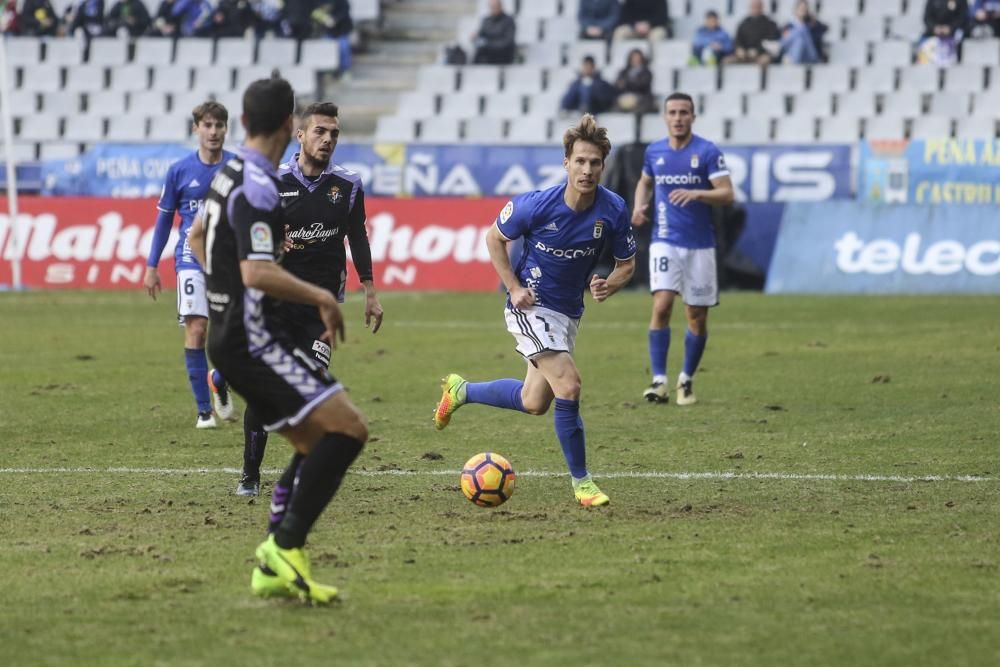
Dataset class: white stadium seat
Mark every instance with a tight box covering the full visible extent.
[960,39,1000,66]
[459,66,502,94]
[773,114,816,143]
[43,36,85,66]
[810,64,853,93]
[63,65,106,93]
[954,116,997,139]
[63,115,106,143]
[745,92,788,118]
[8,90,39,114]
[854,65,897,94]
[108,64,151,92]
[767,66,807,94]
[483,92,525,118]
[129,90,169,115]
[836,91,878,117]
[898,66,940,93]
[677,67,719,93]
[215,38,256,67]
[374,116,417,142]
[865,114,906,140]
[910,115,953,139]
[396,91,439,118]
[258,38,299,66]
[880,89,924,117]
[503,65,545,95]
[596,113,637,145]
[147,116,192,143]
[943,66,985,94]
[506,115,549,143]
[463,117,506,143]
[419,117,462,143]
[299,40,341,71]
[40,91,82,114]
[87,37,129,66]
[17,113,61,141]
[107,116,148,142]
[729,116,772,143]
[39,142,82,160]
[174,38,215,67]
[87,90,127,116]
[438,92,482,118]
[6,37,42,66]
[133,37,174,66]
[817,115,860,142]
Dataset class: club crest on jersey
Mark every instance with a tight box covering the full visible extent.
[499,200,514,224]
[593,220,604,239]
[717,155,726,169]
[690,155,699,169]
[250,222,273,253]
[327,185,342,204]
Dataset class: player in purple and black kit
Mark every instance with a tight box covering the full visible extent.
[631,92,735,406]
[234,102,384,497]
[434,114,636,507]
[143,101,237,429]
[188,77,368,603]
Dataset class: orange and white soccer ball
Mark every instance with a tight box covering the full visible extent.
[460,452,516,507]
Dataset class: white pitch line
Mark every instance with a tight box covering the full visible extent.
[0,467,993,483]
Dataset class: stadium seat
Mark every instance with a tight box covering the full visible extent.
[216,38,256,67]
[174,38,215,67]
[518,0,559,19]
[438,92,483,118]
[817,115,860,142]
[793,90,834,116]
[527,90,563,116]
[43,37,85,66]
[417,65,458,93]
[817,0,861,20]
[506,115,549,142]
[503,65,545,94]
[132,37,174,66]
[887,12,925,40]
[954,115,997,139]
[172,91,212,116]
[767,65,807,93]
[943,66,985,94]
[566,40,607,67]
[721,64,764,93]
[482,91,525,118]
[971,89,1000,114]
[352,0,381,22]
[395,91,439,118]
[18,63,64,94]
[516,15,542,43]
[540,16,575,43]
[299,40,341,71]
[108,64,151,92]
[150,65,193,92]
[652,40,693,69]
[87,90,127,115]
[773,114,816,143]
[729,116,772,143]
[596,113,637,145]
[5,142,38,161]
[745,92,788,118]
[374,116,417,142]
[257,37,299,66]
[107,116,148,142]
[881,88,924,116]
[87,37,129,66]
[827,40,869,66]
[898,66,941,93]
[63,115,106,143]
[420,117,462,143]
[17,113,61,141]
[669,15,701,40]
[690,115,726,142]
[650,66,678,96]
[854,65,897,94]
[910,116,953,139]
[546,67,577,95]
[147,116,191,143]
[192,66,236,95]
[454,15,480,53]
[459,66,502,95]
[865,114,906,140]
[872,41,912,66]
[40,91,82,114]
[808,64,852,93]
[521,42,564,67]
[836,91,877,117]
[960,39,1000,66]
[6,37,41,66]
[234,65,279,92]
[860,0,904,18]
[8,90,39,114]
[701,90,744,116]
[463,117,506,143]
[64,65,107,93]
[928,91,970,116]
[677,67,719,93]
[39,142,82,160]
[841,15,886,42]
[129,90,169,115]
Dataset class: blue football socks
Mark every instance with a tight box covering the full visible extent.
[648,328,671,382]
[466,379,526,413]
[683,329,708,378]
[184,348,212,413]
[553,398,587,479]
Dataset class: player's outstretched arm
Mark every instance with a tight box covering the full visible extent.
[631,173,654,227]
[589,256,636,303]
[487,225,534,309]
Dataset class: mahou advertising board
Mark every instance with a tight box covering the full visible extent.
[0,197,508,291]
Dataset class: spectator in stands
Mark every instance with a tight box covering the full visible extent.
[690,10,733,65]
[470,0,516,65]
[66,0,105,37]
[614,48,655,113]
[151,0,213,37]
[969,0,1000,37]
[311,1,354,72]
[560,54,616,115]
[613,0,672,42]
[195,0,253,38]
[780,0,826,64]
[20,0,60,36]
[0,0,17,34]
[923,0,969,40]
[723,0,780,65]
[250,0,286,36]
[104,0,151,36]
[578,0,620,41]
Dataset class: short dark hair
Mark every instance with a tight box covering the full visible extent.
[242,76,295,138]
[665,92,696,112]
[706,9,718,18]
[192,101,228,125]
[299,102,339,129]
[582,55,596,66]
[563,113,612,162]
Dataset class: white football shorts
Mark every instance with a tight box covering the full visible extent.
[504,304,580,359]
[648,242,718,306]
[176,269,209,322]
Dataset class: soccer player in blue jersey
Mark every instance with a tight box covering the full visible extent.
[630,92,735,406]
[144,101,238,429]
[434,114,637,507]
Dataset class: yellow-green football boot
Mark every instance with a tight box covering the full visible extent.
[434,374,467,430]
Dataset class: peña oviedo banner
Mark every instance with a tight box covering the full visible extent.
[38,142,854,274]
[765,202,1000,294]
[0,196,509,290]
[859,138,1000,205]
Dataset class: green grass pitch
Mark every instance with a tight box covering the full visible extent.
[1,290,998,666]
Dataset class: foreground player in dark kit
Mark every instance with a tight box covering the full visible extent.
[234,101,384,497]
[188,77,368,604]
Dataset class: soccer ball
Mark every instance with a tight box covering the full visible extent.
[460,452,516,507]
